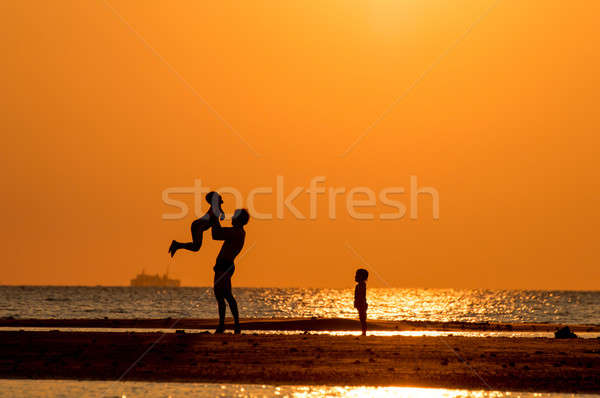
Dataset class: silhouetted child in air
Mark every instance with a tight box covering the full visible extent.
[168,191,225,257]
[354,268,368,336]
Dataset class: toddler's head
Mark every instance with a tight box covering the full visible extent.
[355,268,368,283]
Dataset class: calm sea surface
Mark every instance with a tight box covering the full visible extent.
[1,286,598,324]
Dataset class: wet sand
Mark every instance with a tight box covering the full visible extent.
[2,317,600,333]
[1,330,599,393]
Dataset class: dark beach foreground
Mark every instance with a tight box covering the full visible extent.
[1,329,600,393]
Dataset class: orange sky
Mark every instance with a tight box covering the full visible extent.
[1,1,598,289]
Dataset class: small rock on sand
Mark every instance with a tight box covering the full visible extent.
[554,326,577,339]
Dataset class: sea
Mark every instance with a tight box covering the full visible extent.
[2,287,599,397]
[1,380,598,398]
[1,286,598,324]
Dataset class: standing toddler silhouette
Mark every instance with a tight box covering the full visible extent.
[354,268,368,336]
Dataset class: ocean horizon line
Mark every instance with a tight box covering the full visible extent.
[2,284,600,292]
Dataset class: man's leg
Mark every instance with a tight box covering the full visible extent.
[213,272,227,333]
[222,273,240,333]
[224,296,240,332]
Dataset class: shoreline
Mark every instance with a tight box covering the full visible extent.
[1,330,599,393]
[2,317,600,333]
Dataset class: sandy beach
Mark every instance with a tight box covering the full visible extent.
[1,324,599,393]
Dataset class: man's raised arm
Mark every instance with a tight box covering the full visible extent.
[211,214,235,241]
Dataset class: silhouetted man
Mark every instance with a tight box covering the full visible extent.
[168,191,224,257]
[210,208,250,334]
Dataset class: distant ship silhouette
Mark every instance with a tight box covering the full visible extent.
[130,266,180,287]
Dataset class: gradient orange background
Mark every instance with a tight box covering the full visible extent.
[1,1,598,289]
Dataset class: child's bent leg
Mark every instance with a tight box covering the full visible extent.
[169,220,205,256]
[176,235,203,252]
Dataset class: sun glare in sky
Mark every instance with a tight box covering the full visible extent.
[1,1,598,288]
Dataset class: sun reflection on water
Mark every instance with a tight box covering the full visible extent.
[0,380,590,398]
[292,386,515,397]
[260,288,599,325]
[2,286,599,324]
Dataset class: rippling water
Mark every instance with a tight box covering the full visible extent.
[1,286,598,324]
[0,380,597,398]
